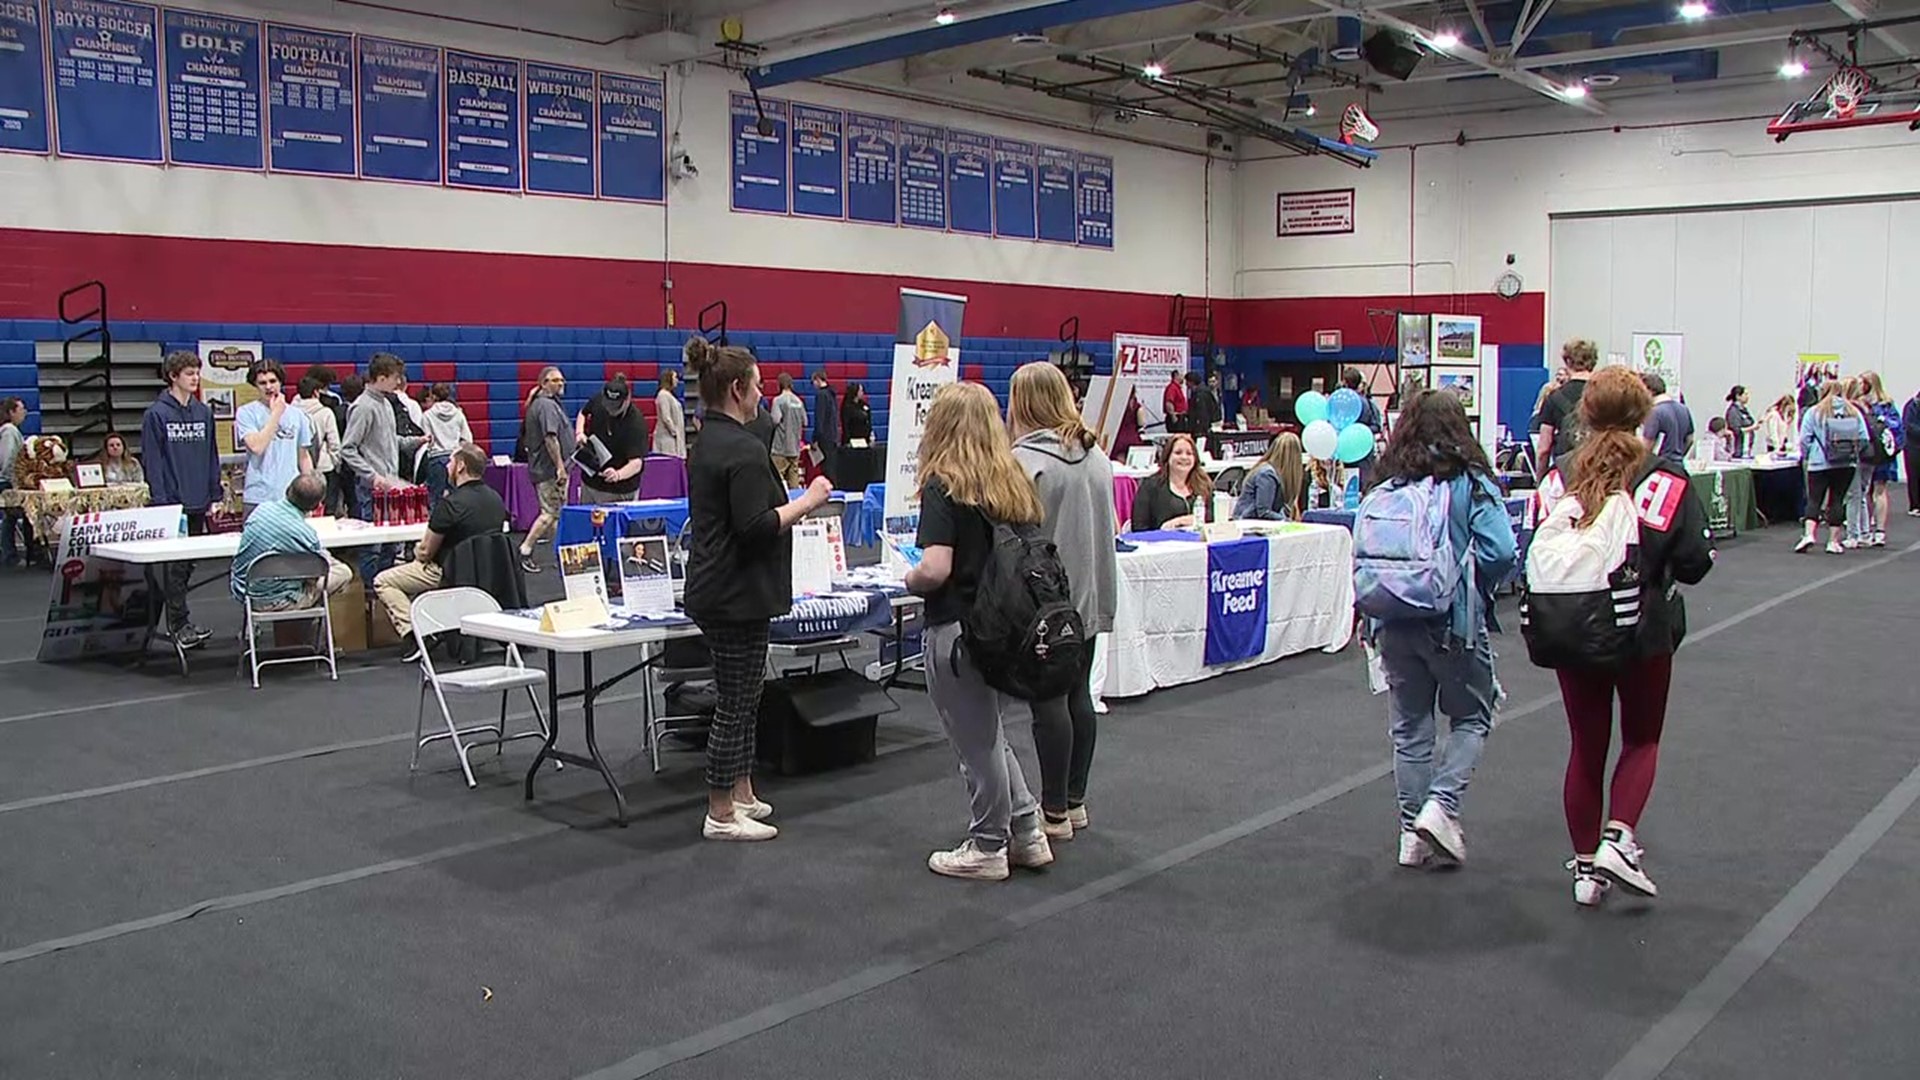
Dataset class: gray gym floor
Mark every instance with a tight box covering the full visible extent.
[0,519,1916,1079]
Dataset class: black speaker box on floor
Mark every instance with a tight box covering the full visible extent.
[1362,30,1424,80]
[755,669,900,776]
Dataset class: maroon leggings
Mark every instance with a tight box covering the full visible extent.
[1557,653,1674,855]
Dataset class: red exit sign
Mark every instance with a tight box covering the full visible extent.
[1314,330,1343,352]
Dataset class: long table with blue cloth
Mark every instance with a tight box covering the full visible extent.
[554,490,877,566]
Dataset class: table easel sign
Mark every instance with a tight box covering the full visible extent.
[1080,374,1136,455]
[74,464,105,489]
[791,519,842,596]
[616,535,675,614]
[557,541,610,610]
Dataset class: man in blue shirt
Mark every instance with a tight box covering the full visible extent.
[1639,372,1695,466]
[234,359,313,519]
[141,352,225,648]
[231,472,352,610]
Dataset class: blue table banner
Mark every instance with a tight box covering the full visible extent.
[162,10,261,169]
[1204,536,1269,666]
[946,128,992,235]
[789,101,843,219]
[50,0,162,162]
[444,50,519,191]
[524,61,594,196]
[357,35,440,183]
[1036,145,1077,243]
[845,111,897,225]
[730,91,786,214]
[0,0,51,154]
[598,72,663,202]
[991,136,1036,240]
[899,119,945,230]
[265,23,354,176]
[1075,151,1114,249]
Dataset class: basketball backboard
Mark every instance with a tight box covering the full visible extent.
[1767,64,1920,140]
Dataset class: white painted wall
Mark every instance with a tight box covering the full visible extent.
[1233,84,1920,304]
[0,0,1215,297]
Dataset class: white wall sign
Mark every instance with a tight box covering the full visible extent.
[1277,188,1355,236]
[1630,332,1684,390]
[1114,333,1189,432]
[881,290,965,526]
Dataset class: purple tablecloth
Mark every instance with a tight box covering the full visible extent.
[636,455,688,499]
[486,457,688,532]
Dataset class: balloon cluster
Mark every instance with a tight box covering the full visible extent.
[1294,389,1376,464]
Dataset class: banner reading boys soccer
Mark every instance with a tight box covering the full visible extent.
[39,505,183,661]
[1204,536,1269,666]
[1114,333,1189,433]
[882,288,965,531]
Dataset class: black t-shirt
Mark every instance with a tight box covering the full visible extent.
[1539,379,1588,458]
[683,412,793,623]
[915,478,992,626]
[580,394,650,494]
[428,479,508,567]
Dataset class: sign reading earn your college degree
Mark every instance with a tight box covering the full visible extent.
[524,62,593,197]
[790,102,843,219]
[730,92,786,214]
[598,72,663,203]
[357,36,440,184]
[265,24,354,176]
[0,0,51,154]
[49,0,162,162]
[444,50,519,191]
[1075,151,1114,249]
[899,120,945,230]
[846,112,897,225]
[1204,536,1269,667]
[162,10,261,170]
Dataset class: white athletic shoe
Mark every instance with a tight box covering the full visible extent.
[703,813,778,841]
[1596,826,1659,897]
[1414,799,1465,863]
[1066,805,1089,830]
[928,839,1010,880]
[734,797,774,821]
[1908,509,1920,518]
[1571,864,1611,908]
[1871,531,1887,547]
[1827,540,1846,555]
[1010,830,1055,869]
[1794,536,1816,553]
[1842,537,1861,549]
[1040,816,1074,842]
[1398,830,1433,868]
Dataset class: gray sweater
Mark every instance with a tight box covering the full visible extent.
[339,388,420,483]
[1013,429,1118,635]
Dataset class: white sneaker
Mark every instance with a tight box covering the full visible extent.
[1040,816,1074,842]
[734,797,773,821]
[928,839,1010,880]
[1871,531,1887,547]
[703,813,778,841]
[1066,805,1089,830]
[1794,536,1815,553]
[1010,830,1055,869]
[1398,830,1433,868]
[1571,866,1610,907]
[1908,509,1920,517]
[1413,799,1465,863]
[1596,827,1658,897]
[1842,537,1860,549]
[1092,699,1109,715]
[1827,540,1846,555]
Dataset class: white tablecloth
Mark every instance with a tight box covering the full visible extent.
[1103,525,1355,699]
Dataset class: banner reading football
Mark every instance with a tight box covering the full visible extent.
[39,505,183,661]
[882,288,966,530]
[1204,536,1269,666]
[1114,333,1189,433]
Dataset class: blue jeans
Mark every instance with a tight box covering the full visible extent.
[1380,619,1496,828]
[354,483,397,587]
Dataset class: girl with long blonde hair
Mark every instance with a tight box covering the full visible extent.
[908,382,1051,880]
[1008,362,1118,840]
[1233,432,1305,520]
[1535,366,1715,906]
[1849,370,1898,547]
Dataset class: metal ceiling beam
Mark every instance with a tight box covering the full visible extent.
[1827,1,1918,74]
[1051,51,1268,107]
[966,67,1211,127]
[1463,0,1498,59]
[1309,0,1604,112]
[1192,31,1382,91]
[1511,0,1557,52]
[1403,25,1804,81]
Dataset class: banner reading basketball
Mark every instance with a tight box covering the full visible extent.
[882,288,966,530]
[1114,333,1189,432]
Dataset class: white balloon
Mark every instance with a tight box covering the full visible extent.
[1302,419,1339,460]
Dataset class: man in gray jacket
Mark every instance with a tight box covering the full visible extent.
[339,352,424,585]
[770,372,807,489]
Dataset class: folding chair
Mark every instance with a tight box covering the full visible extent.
[239,552,338,689]
[1215,466,1248,497]
[409,587,552,789]
[641,634,714,774]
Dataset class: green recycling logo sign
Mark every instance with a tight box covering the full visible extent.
[1643,339,1664,366]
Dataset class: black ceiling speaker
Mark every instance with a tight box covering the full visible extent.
[1361,30,1423,81]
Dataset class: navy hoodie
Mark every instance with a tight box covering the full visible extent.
[141,391,222,512]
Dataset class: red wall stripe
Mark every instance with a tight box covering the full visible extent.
[1219,292,1545,348]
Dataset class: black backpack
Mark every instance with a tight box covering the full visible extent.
[1860,404,1898,466]
[954,523,1087,701]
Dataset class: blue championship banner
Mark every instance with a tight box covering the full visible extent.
[845,111,897,226]
[991,136,1036,240]
[946,128,992,235]
[49,0,161,162]
[357,35,440,183]
[0,0,51,154]
[1075,151,1114,249]
[1036,145,1077,244]
[265,23,353,176]
[898,119,945,230]
[598,72,663,202]
[1204,537,1269,666]
[729,91,786,214]
[162,9,261,169]
[789,101,843,219]
[524,61,593,197]
[444,50,519,191]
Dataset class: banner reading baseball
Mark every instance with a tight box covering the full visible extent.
[1114,333,1189,433]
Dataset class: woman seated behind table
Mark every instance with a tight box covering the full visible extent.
[97,431,144,485]
[1130,432,1214,532]
[1232,432,1305,521]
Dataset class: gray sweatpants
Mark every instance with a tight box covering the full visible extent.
[924,621,1039,851]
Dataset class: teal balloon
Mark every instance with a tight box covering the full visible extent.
[1335,423,1376,464]
[1294,390,1329,425]
[1327,388,1365,429]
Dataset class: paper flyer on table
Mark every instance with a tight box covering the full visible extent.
[791,519,841,597]
[616,535,675,614]
[557,541,610,610]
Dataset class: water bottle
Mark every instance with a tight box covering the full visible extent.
[178,511,188,538]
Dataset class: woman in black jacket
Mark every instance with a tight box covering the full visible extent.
[1533,367,1714,907]
[682,337,832,842]
[1129,433,1213,531]
[841,383,873,443]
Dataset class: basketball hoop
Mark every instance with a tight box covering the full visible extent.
[1825,66,1870,119]
[1339,103,1379,146]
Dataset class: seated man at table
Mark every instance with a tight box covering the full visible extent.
[374,444,507,656]
[230,473,353,612]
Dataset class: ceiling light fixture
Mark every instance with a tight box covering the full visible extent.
[1561,83,1589,99]
[1305,101,1318,117]
[934,7,956,26]
[1678,1,1709,19]
[1780,57,1807,78]
[1143,58,1165,79]
[1431,30,1461,49]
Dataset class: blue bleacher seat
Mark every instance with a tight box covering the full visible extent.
[289,324,328,344]
[450,343,483,364]
[573,328,607,345]
[394,325,428,344]
[482,343,518,362]
[458,326,490,344]
[423,325,458,344]
[319,344,358,365]
[0,341,35,364]
[281,344,320,363]
[512,326,548,344]
[487,401,523,422]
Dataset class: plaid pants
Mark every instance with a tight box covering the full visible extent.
[695,618,770,790]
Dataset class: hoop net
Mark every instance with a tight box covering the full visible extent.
[1825,66,1869,119]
